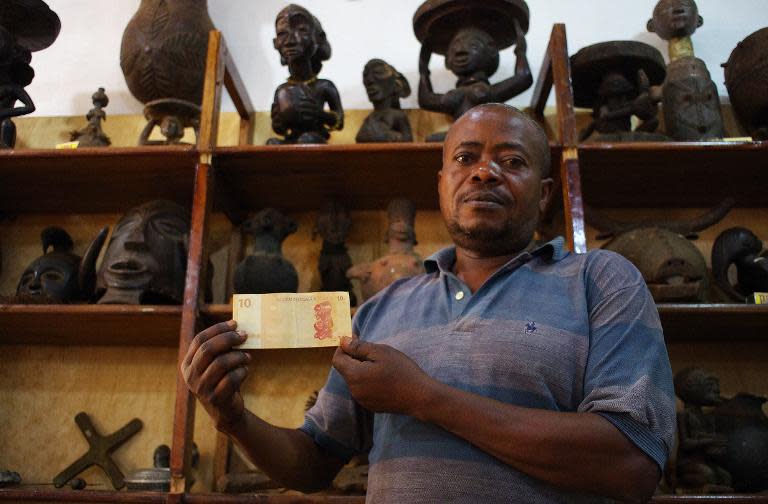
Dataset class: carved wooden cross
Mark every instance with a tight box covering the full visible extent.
[53,412,143,489]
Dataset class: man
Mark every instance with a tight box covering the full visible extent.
[182,104,675,503]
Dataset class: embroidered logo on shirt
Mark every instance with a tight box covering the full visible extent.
[524,321,537,334]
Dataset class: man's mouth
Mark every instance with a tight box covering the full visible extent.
[462,192,507,208]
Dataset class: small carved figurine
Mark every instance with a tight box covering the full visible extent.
[723,28,768,140]
[96,200,190,305]
[314,201,357,306]
[647,0,725,141]
[588,198,733,302]
[70,87,111,147]
[711,227,768,302]
[356,59,413,143]
[0,1,60,149]
[674,367,733,493]
[234,209,299,294]
[713,394,768,492]
[571,41,667,142]
[121,0,213,145]
[347,199,425,302]
[414,0,532,142]
[15,226,107,304]
[268,4,343,145]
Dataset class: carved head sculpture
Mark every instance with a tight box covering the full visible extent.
[315,201,352,246]
[16,226,107,303]
[674,367,722,407]
[663,57,724,141]
[445,28,499,79]
[273,4,331,75]
[363,59,410,108]
[386,199,417,252]
[647,0,703,41]
[97,200,190,305]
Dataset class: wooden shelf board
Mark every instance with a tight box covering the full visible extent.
[0,304,182,346]
[0,146,198,214]
[0,488,166,502]
[212,143,562,213]
[185,494,365,503]
[577,141,768,208]
[652,497,768,503]
[658,304,768,341]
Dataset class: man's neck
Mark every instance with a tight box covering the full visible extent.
[454,241,535,293]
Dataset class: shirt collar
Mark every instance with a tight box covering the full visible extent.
[424,236,568,274]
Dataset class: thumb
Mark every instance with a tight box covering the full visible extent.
[341,335,375,361]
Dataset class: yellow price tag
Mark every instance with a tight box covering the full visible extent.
[55,141,79,149]
[753,293,768,305]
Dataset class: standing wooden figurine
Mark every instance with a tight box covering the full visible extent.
[647,0,725,141]
[70,87,111,147]
[0,0,60,149]
[268,4,343,145]
[414,0,532,142]
[356,59,413,143]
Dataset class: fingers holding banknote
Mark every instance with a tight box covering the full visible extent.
[333,335,434,419]
[182,320,251,433]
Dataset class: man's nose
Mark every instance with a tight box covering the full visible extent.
[471,161,501,183]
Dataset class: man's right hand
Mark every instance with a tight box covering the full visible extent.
[181,320,251,434]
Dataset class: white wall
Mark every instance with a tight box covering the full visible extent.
[26,0,768,117]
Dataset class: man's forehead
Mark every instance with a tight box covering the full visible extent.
[446,110,535,146]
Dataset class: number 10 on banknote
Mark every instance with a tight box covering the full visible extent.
[233,292,352,349]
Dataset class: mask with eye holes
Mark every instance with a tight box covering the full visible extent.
[96,200,190,305]
[15,226,107,304]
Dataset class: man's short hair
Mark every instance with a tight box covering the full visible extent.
[446,103,552,179]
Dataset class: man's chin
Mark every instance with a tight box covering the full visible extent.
[447,220,531,256]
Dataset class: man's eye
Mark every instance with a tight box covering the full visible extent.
[501,157,524,169]
[454,153,473,164]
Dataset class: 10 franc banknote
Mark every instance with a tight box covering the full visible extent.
[233,292,352,349]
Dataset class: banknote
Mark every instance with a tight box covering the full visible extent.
[233,292,352,349]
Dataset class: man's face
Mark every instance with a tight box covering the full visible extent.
[439,109,552,256]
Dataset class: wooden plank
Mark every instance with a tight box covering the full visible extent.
[659,304,768,340]
[184,495,366,503]
[170,162,215,492]
[548,24,577,147]
[578,141,768,208]
[198,31,227,157]
[0,147,196,214]
[0,489,167,502]
[0,305,181,346]
[212,143,562,213]
[530,26,554,118]
[560,150,587,253]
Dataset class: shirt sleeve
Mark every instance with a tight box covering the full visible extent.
[578,251,676,472]
[298,303,374,462]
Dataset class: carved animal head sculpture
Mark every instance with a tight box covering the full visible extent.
[96,200,190,305]
[588,198,734,302]
[16,226,108,303]
[711,227,768,302]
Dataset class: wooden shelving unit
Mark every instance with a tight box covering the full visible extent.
[2,22,766,504]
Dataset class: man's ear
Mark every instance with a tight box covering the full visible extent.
[539,177,554,214]
[647,19,656,33]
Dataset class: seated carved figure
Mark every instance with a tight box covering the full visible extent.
[414,0,532,141]
[674,368,733,494]
[356,59,413,143]
[268,4,343,145]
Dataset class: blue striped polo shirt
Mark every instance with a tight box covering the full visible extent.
[301,237,675,503]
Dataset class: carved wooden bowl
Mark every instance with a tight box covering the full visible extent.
[413,0,529,55]
[0,0,60,51]
[571,41,666,109]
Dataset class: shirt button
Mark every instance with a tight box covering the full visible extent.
[455,291,465,301]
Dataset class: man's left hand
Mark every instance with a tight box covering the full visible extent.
[332,336,434,418]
